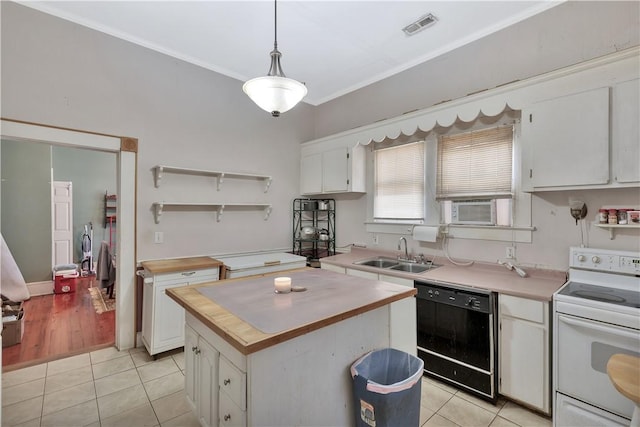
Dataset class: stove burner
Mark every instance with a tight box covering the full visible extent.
[572,290,626,303]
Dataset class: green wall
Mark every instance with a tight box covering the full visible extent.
[1,139,52,282]
[1,140,116,283]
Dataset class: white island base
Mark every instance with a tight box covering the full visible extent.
[185,306,397,427]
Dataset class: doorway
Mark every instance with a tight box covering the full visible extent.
[1,119,137,353]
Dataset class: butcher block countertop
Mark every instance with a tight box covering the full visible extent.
[322,247,567,301]
[166,267,416,355]
[141,256,223,274]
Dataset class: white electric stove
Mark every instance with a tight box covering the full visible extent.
[553,247,640,426]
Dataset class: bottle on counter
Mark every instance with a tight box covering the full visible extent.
[608,209,618,224]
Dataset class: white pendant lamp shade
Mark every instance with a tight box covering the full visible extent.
[243,0,306,117]
[243,76,307,117]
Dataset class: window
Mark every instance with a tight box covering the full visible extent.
[437,126,514,226]
[437,126,513,199]
[373,141,424,223]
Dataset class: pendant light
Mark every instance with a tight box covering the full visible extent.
[242,0,307,117]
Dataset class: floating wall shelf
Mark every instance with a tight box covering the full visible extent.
[594,223,640,240]
[153,165,272,192]
[152,202,272,224]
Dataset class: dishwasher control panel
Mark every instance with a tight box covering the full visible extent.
[414,280,493,313]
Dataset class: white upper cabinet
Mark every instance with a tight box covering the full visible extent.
[521,79,640,191]
[300,144,365,195]
[521,87,610,190]
[612,78,640,184]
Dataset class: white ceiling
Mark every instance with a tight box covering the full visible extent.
[20,1,563,106]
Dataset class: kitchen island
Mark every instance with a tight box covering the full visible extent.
[166,267,416,427]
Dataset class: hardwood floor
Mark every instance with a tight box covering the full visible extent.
[2,276,115,372]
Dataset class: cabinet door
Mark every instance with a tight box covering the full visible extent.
[184,324,199,410]
[612,78,640,183]
[197,337,220,427]
[499,316,547,411]
[300,153,322,195]
[153,279,188,351]
[523,87,610,188]
[322,148,349,192]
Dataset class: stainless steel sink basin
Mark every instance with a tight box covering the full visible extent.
[390,263,437,273]
[353,257,439,274]
[354,257,399,268]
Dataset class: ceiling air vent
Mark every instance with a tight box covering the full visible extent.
[402,13,438,36]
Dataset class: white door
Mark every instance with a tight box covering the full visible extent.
[52,181,73,267]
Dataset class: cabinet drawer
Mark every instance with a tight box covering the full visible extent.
[219,355,246,409]
[219,392,246,427]
[499,294,545,324]
[153,267,219,284]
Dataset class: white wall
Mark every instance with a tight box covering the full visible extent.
[311,1,640,270]
[1,2,315,262]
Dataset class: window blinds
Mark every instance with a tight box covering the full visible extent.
[437,126,513,200]
[374,141,425,221]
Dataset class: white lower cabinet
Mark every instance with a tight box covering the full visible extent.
[142,266,219,356]
[186,319,247,427]
[498,294,550,415]
[344,268,417,356]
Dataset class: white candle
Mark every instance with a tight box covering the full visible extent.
[274,277,292,293]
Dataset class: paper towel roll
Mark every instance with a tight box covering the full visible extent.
[412,226,440,242]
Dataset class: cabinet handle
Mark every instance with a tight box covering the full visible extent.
[224,414,231,422]
[181,271,196,276]
[192,346,200,355]
[223,378,231,385]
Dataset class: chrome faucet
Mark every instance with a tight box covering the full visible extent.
[398,237,409,261]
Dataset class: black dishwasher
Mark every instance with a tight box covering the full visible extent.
[414,280,498,402]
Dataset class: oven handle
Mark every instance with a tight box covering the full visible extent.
[559,315,639,340]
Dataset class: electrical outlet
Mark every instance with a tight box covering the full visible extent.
[506,246,515,259]
[373,234,379,245]
[154,231,164,244]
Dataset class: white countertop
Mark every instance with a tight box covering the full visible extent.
[321,247,567,301]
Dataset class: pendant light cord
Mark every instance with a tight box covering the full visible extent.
[273,0,278,50]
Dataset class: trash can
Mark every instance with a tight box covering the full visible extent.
[350,348,424,427]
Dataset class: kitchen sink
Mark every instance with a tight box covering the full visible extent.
[353,257,440,274]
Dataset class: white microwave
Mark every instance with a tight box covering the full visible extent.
[451,200,496,225]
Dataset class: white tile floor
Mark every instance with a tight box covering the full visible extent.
[2,346,552,427]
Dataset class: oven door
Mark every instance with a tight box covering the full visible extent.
[556,313,639,419]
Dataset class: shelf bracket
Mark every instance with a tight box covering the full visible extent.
[153,203,163,224]
[216,204,225,222]
[217,173,225,191]
[264,177,272,193]
[153,166,163,188]
[264,205,272,220]
[608,227,615,240]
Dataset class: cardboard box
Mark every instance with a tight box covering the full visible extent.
[54,275,77,294]
[2,302,24,347]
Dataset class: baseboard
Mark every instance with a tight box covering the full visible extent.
[27,280,54,296]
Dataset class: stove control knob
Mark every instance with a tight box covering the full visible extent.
[577,255,586,262]
[434,290,440,296]
[592,256,601,264]
[466,297,476,307]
